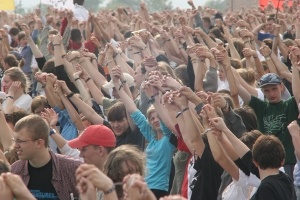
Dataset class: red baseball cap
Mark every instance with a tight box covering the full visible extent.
[68,125,116,148]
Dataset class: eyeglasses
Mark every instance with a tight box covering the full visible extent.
[12,138,36,144]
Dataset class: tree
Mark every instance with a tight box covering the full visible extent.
[204,0,228,11]
[84,0,104,12]
[106,0,172,12]
[15,0,27,15]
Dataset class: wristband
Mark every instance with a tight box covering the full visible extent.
[6,96,14,100]
[85,77,91,82]
[104,185,116,195]
[74,77,80,81]
[148,93,160,104]
[118,80,127,91]
[66,92,74,99]
[202,128,212,135]
[53,43,60,46]
[195,102,204,114]
[176,107,189,118]
[50,128,56,136]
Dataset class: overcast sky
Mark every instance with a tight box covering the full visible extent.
[16,0,208,10]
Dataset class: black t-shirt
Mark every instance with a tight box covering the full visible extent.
[28,159,59,200]
[250,171,296,200]
[190,146,223,200]
[116,127,145,150]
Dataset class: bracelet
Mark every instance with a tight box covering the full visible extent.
[195,102,204,114]
[202,128,212,135]
[118,80,127,90]
[53,43,60,46]
[74,77,80,81]
[133,52,141,54]
[85,77,91,82]
[6,95,14,100]
[66,92,74,99]
[221,101,228,110]
[148,92,160,104]
[176,107,189,118]
[50,128,56,136]
[104,185,116,195]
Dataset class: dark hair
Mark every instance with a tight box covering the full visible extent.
[42,58,55,73]
[174,64,190,87]
[262,38,273,49]
[202,16,211,24]
[73,0,84,5]
[4,54,19,68]
[234,106,258,132]
[209,27,225,42]
[240,130,262,150]
[107,102,127,122]
[9,27,19,36]
[252,135,285,170]
[5,110,29,127]
[70,29,82,43]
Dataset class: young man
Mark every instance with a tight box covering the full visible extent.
[251,135,296,200]
[68,124,116,171]
[237,72,300,178]
[11,115,81,200]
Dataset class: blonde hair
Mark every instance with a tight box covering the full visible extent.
[4,67,29,93]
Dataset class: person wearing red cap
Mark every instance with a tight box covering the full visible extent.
[68,124,116,171]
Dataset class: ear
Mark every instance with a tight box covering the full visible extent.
[36,139,45,149]
[253,160,259,168]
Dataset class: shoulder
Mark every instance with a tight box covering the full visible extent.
[53,153,82,169]
[11,160,26,174]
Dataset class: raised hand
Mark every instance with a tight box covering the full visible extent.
[41,108,59,128]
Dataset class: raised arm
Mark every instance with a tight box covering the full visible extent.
[287,121,300,160]
[291,47,300,104]
[0,106,13,151]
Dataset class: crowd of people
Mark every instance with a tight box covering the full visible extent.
[0,0,300,199]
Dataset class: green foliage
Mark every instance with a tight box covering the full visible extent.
[84,0,103,12]
[15,0,27,15]
[204,0,227,11]
[106,0,172,12]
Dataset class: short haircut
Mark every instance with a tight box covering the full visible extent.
[234,106,258,132]
[9,27,19,36]
[202,16,211,24]
[18,31,26,41]
[240,130,262,150]
[252,135,285,170]
[237,68,256,86]
[70,29,82,43]
[174,64,190,87]
[73,0,84,5]
[107,102,127,122]
[42,58,55,73]
[14,115,50,147]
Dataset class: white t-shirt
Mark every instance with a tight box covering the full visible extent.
[2,94,32,113]
[73,3,88,22]
[222,170,260,200]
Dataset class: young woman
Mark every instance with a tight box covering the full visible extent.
[1,67,32,114]
[112,66,176,199]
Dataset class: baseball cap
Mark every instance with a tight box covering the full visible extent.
[259,73,281,88]
[68,125,116,148]
[103,73,135,90]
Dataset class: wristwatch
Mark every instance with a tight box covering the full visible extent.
[50,128,56,136]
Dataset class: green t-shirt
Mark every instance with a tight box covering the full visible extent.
[249,96,298,164]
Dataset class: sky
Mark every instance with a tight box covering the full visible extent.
[16,0,208,10]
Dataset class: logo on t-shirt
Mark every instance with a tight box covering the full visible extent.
[30,190,59,200]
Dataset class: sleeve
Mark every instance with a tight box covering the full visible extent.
[160,121,173,138]
[234,158,250,176]
[31,29,39,44]
[36,57,46,71]
[130,110,154,142]
[60,143,81,160]
[54,65,79,93]
[240,151,260,179]
[186,57,195,91]
[223,107,246,138]
[248,95,265,116]
[194,12,205,30]
[39,25,51,60]
[203,67,218,92]
[14,95,32,112]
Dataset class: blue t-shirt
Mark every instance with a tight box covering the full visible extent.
[130,110,176,191]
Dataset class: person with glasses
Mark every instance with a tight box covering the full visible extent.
[11,114,81,200]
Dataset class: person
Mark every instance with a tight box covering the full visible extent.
[11,115,81,199]
[104,144,146,199]
[68,124,116,171]
[250,135,296,200]
[73,0,88,22]
[1,67,32,114]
